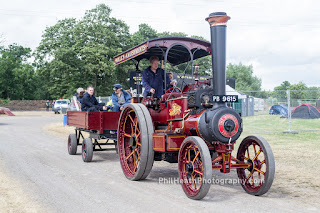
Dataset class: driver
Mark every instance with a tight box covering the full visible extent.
[142,56,174,98]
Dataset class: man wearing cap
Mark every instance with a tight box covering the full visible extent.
[142,56,174,98]
[112,84,132,112]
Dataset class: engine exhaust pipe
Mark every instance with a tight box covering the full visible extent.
[205,12,230,97]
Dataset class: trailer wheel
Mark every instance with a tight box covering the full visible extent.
[82,138,93,162]
[237,135,275,196]
[68,134,77,155]
[178,136,212,200]
[118,103,154,181]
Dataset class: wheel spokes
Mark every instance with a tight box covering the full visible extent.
[254,167,265,175]
[184,144,203,192]
[124,133,132,138]
[126,150,135,160]
[192,152,200,163]
[243,143,267,187]
[122,110,143,175]
[246,171,254,183]
[252,150,262,161]
[194,170,203,176]
[133,150,140,171]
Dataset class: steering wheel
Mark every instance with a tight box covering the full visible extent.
[166,86,182,93]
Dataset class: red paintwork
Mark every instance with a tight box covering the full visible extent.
[0,109,15,116]
[167,135,186,151]
[153,134,166,151]
[160,92,183,101]
[102,112,121,130]
[212,141,234,153]
[67,111,120,131]
[211,142,251,173]
[149,103,168,126]
[167,97,188,120]
[218,114,239,137]
[183,110,205,136]
[67,111,86,128]
[182,80,210,93]
[152,134,186,152]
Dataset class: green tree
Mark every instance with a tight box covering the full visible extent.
[0,44,36,99]
[289,82,307,99]
[305,86,320,100]
[272,81,291,99]
[35,18,79,99]
[226,63,262,95]
[132,24,157,46]
[35,4,131,98]
[157,31,187,37]
[74,4,131,96]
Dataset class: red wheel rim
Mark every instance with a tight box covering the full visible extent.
[237,139,266,192]
[118,108,141,178]
[178,141,204,197]
[82,143,86,159]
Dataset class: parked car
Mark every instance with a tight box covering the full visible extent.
[53,99,70,114]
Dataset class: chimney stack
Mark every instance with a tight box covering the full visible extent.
[205,12,230,96]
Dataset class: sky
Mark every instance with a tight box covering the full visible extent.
[1,0,319,90]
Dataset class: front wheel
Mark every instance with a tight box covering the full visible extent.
[237,135,275,195]
[178,136,212,200]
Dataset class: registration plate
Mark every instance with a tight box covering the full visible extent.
[212,95,238,103]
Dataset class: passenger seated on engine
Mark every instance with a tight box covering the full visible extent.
[112,84,131,112]
[81,86,108,111]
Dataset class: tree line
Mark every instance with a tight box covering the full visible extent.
[0,4,318,101]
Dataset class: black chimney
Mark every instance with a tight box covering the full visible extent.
[206,12,230,96]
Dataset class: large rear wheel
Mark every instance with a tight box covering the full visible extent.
[178,136,212,200]
[237,135,275,195]
[117,104,154,180]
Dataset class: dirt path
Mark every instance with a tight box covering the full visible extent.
[0,113,319,212]
[0,161,45,213]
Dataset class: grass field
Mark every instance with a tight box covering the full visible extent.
[235,115,320,205]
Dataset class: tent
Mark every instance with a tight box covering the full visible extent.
[290,103,320,119]
[269,104,289,115]
[226,85,247,99]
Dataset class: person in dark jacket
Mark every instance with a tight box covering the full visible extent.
[81,86,107,111]
[142,56,173,98]
[73,87,84,103]
[112,84,131,112]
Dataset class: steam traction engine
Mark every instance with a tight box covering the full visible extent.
[114,12,275,199]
